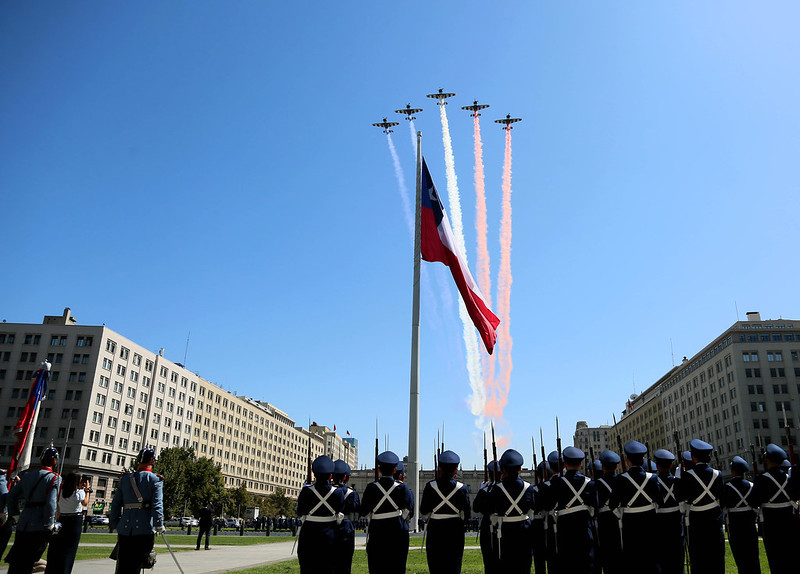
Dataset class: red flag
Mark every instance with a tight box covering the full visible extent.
[421,159,500,353]
[333,425,336,432]
[9,365,49,475]
[346,430,350,436]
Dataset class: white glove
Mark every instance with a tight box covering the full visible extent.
[155,525,166,534]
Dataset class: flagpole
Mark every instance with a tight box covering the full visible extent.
[407,130,422,530]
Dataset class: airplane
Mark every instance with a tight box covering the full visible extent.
[494,114,522,130]
[372,118,400,133]
[426,88,456,105]
[461,100,490,117]
[394,104,423,121]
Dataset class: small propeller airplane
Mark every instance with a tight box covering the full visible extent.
[426,88,456,105]
[372,118,400,134]
[394,104,422,121]
[461,100,490,117]
[494,114,522,130]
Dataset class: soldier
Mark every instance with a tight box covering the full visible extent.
[296,455,345,574]
[652,449,683,574]
[393,461,405,483]
[543,450,560,574]
[531,461,552,574]
[332,459,360,574]
[489,449,535,574]
[609,441,660,574]
[751,443,798,573]
[473,460,499,574]
[544,446,595,574]
[108,447,164,574]
[593,450,621,574]
[5,447,62,574]
[420,450,471,574]
[721,456,760,574]
[360,451,414,574]
[676,439,725,574]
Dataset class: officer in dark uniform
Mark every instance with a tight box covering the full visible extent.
[679,451,694,476]
[542,450,560,574]
[332,459,360,574]
[489,449,535,574]
[296,455,345,574]
[752,443,798,573]
[675,439,725,574]
[360,451,414,574]
[5,447,62,574]
[473,460,499,574]
[652,449,683,574]
[722,456,760,574]
[420,450,471,574]
[531,460,552,574]
[593,450,621,574]
[609,441,661,574]
[543,446,595,574]
[108,447,164,574]
[393,461,405,483]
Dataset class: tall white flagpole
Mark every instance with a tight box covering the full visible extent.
[407,130,422,530]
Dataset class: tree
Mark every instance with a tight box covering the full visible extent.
[152,447,227,518]
[263,487,295,518]
[226,484,252,518]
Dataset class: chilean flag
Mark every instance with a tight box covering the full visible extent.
[421,158,500,354]
[9,363,50,475]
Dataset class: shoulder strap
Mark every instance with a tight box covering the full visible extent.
[130,474,145,503]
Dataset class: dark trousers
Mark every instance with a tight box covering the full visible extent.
[478,522,498,574]
[116,533,155,574]
[366,529,409,574]
[45,515,83,574]
[425,519,465,574]
[196,525,211,549]
[728,514,760,574]
[6,530,51,574]
[687,512,725,574]
[761,509,798,574]
[531,519,547,574]
[0,520,13,562]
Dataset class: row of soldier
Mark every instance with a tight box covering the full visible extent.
[299,439,799,574]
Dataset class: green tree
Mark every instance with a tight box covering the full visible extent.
[263,487,295,518]
[153,447,195,518]
[185,457,227,516]
[226,484,252,518]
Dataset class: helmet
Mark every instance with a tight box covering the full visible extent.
[40,447,59,466]
[137,447,156,466]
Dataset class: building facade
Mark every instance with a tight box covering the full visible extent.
[573,421,612,457]
[0,309,358,509]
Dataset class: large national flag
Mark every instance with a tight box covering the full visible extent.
[9,362,50,475]
[420,158,500,354]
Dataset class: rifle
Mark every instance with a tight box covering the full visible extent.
[673,431,684,475]
[781,402,796,466]
[491,421,499,485]
[306,425,313,485]
[532,436,539,485]
[613,414,627,473]
[539,427,546,475]
[555,417,563,477]
[645,441,652,473]
[374,419,379,482]
[483,433,489,484]
[589,447,597,479]
[748,430,759,476]
[434,438,439,476]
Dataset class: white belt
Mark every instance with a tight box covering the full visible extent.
[370,510,402,520]
[689,502,719,513]
[727,507,754,513]
[656,506,681,514]
[760,502,794,510]
[500,515,528,523]
[429,512,463,520]
[624,504,656,514]
[303,515,337,523]
[558,504,590,517]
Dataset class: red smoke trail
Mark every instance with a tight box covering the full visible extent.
[484,128,514,420]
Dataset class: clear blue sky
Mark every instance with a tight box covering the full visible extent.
[2,2,799,468]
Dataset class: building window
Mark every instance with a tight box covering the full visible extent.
[742,352,759,362]
[120,347,129,360]
[106,340,117,353]
[76,336,93,347]
[96,394,106,406]
[86,449,97,461]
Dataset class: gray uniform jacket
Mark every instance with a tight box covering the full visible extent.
[7,467,61,531]
[109,470,164,535]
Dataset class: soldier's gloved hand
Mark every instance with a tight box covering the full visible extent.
[10,515,19,525]
[46,523,55,532]
[0,513,7,526]
[155,525,166,534]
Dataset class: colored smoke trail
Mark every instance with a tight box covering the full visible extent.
[436,105,485,423]
[484,128,514,421]
[409,120,417,154]
[387,134,414,236]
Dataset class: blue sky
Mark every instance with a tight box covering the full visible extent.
[2,2,800,468]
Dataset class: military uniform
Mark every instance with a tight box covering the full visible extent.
[332,460,360,574]
[676,439,725,574]
[593,451,621,574]
[751,444,799,574]
[652,450,683,574]
[6,456,61,574]
[609,441,661,574]
[360,451,414,574]
[489,449,535,574]
[544,447,595,574]
[109,464,164,574]
[297,456,346,574]
[472,462,499,574]
[542,450,560,574]
[721,457,760,574]
[530,461,551,574]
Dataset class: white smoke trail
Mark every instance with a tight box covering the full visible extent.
[436,104,485,425]
[387,134,414,235]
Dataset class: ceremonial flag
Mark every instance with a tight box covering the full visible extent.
[420,159,500,354]
[9,362,50,475]
[333,425,336,432]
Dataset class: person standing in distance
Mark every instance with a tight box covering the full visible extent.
[108,447,164,574]
[420,450,471,574]
[196,501,214,551]
[360,451,414,574]
[296,455,345,574]
[5,447,62,574]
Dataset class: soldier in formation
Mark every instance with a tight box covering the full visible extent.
[489,449,535,574]
[332,459,360,574]
[296,455,345,574]
[721,456,760,574]
[472,459,499,574]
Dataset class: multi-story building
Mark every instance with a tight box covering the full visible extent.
[610,312,800,476]
[0,309,358,508]
[573,421,612,457]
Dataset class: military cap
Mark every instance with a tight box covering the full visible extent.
[40,447,59,465]
[681,451,693,463]
[312,455,335,475]
[547,450,560,465]
[593,460,603,474]
[624,441,647,456]
[646,460,658,472]
[499,449,524,468]
[377,451,399,466]
[780,459,791,469]
[487,460,500,475]
[689,439,713,454]
[599,450,621,466]
[395,461,405,474]
[730,456,749,473]
[653,449,675,462]
[765,443,788,463]
[536,461,551,477]
[438,450,460,465]
[562,446,584,463]
[138,447,156,465]
[333,459,351,476]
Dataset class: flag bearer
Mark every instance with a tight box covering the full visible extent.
[489,449,535,574]
[296,455,345,574]
[332,460,359,574]
[721,456,760,574]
